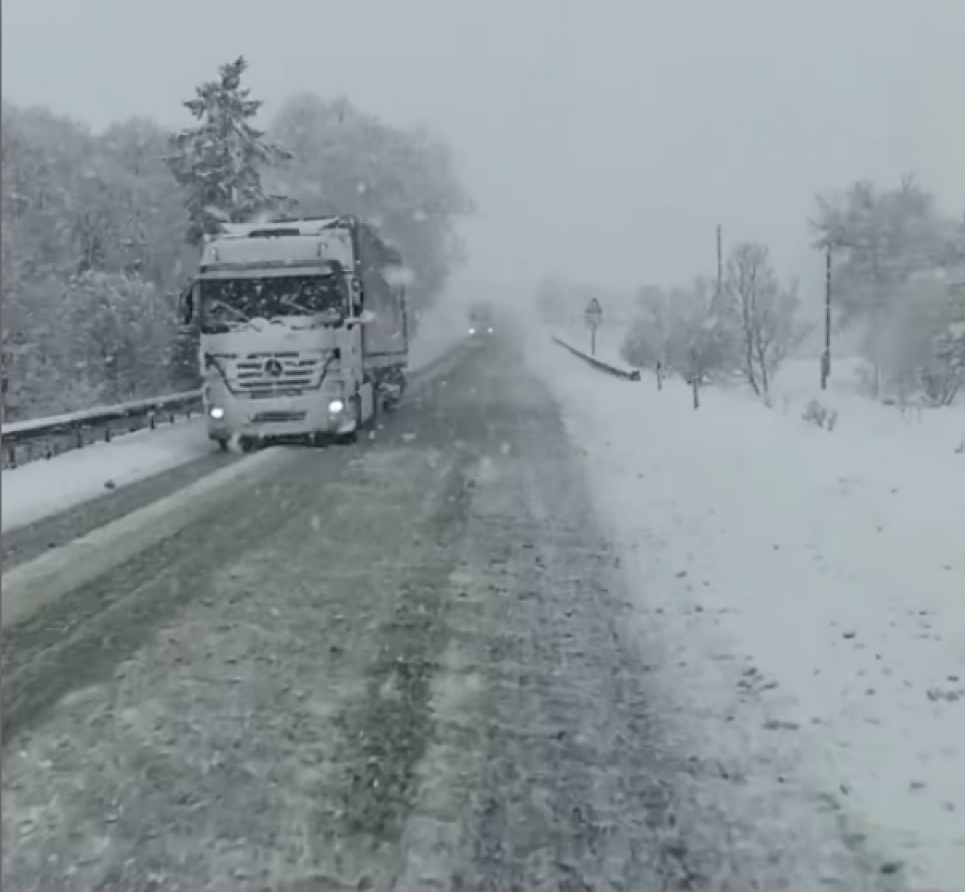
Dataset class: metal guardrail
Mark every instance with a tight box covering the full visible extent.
[1,338,473,471]
[2,391,203,470]
[552,337,642,381]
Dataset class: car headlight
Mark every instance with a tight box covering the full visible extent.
[488,327,494,333]
[328,399,345,414]
[468,327,476,335]
[209,406,225,420]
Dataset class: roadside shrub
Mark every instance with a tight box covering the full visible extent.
[802,399,839,432]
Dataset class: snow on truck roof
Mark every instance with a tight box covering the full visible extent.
[214,218,348,239]
[202,221,355,270]
[201,218,403,272]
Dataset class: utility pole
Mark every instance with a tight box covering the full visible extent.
[716,224,723,295]
[821,241,832,389]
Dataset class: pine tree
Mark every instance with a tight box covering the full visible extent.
[166,57,291,247]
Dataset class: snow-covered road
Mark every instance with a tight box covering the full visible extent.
[2,329,942,890]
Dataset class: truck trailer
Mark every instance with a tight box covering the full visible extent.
[179,216,409,451]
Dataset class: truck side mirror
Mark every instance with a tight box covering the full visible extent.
[179,285,195,326]
[346,310,375,329]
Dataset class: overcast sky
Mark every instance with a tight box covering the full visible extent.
[4,0,963,296]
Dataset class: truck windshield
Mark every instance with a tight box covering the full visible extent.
[200,275,344,332]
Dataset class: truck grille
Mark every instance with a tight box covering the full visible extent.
[250,410,308,424]
[230,351,325,395]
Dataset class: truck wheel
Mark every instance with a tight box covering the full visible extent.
[336,426,359,445]
[368,388,379,427]
[215,438,229,453]
[335,398,361,445]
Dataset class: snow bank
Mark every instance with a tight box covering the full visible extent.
[2,421,212,534]
[773,357,965,455]
[528,334,965,891]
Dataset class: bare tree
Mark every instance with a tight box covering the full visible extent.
[725,241,805,399]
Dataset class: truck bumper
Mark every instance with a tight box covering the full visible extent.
[205,392,356,443]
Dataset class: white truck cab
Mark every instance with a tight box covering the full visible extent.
[180,217,408,450]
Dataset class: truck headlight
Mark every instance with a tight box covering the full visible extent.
[328,399,345,414]
[209,406,225,420]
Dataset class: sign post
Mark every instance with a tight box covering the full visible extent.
[821,241,833,390]
[584,297,602,357]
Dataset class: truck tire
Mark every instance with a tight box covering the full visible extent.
[215,438,229,453]
[335,397,361,445]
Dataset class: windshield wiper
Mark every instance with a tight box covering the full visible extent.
[269,297,342,324]
[276,295,318,315]
[208,300,254,325]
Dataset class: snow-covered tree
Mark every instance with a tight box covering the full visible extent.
[65,271,177,404]
[673,278,737,400]
[724,242,806,397]
[621,285,671,371]
[100,117,194,286]
[2,103,191,417]
[268,94,473,313]
[811,176,947,396]
[931,275,965,406]
[166,57,291,247]
[621,277,736,407]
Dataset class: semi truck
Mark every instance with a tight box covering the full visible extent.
[179,216,409,451]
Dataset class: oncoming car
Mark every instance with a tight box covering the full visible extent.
[468,321,494,337]
[468,300,494,337]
